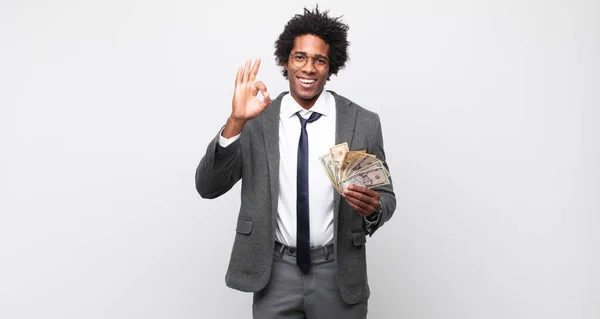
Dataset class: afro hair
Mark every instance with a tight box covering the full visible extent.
[274,7,350,80]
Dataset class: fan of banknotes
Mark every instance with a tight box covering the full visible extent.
[319,142,391,193]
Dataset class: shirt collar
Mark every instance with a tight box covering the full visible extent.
[282,90,332,119]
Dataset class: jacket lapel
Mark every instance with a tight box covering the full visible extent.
[333,91,357,159]
[331,91,358,237]
[262,92,285,236]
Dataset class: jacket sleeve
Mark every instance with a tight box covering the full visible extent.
[364,114,397,235]
[195,128,243,199]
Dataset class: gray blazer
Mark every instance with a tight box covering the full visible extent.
[195,91,396,305]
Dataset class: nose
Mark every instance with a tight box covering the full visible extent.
[301,58,317,73]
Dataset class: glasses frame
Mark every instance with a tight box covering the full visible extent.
[289,53,329,71]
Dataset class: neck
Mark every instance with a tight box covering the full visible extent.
[291,91,323,110]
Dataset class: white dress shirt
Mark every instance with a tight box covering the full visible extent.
[219,91,336,247]
[275,92,336,247]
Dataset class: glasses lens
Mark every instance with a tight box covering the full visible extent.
[313,58,328,70]
[292,54,306,68]
[291,54,328,70]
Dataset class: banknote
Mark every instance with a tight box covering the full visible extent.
[319,143,391,192]
[329,142,349,167]
[319,153,341,192]
[339,151,365,175]
[339,164,390,190]
[342,152,379,180]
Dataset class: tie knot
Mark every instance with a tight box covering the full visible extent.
[296,112,321,129]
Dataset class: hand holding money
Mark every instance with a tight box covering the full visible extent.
[319,143,391,193]
[342,184,381,217]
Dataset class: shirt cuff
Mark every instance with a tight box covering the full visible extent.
[363,211,381,234]
[218,127,241,148]
[364,211,380,224]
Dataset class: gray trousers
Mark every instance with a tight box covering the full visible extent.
[252,242,368,319]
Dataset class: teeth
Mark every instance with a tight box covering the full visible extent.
[300,78,316,84]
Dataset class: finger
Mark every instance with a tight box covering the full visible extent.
[249,58,261,82]
[343,188,379,207]
[254,81,272,108]
[255,81,268,96]
[242,59,251,83]
[342,188,373,208]
[346,184,372,194]
[343,193,377,213]
[260,95,273,109]
[235,66,243,86]
[345,185,380,201]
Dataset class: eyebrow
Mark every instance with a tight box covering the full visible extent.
[292,51,329,60]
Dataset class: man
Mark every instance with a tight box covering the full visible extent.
[196,7,396,318]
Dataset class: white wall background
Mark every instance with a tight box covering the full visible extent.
[1,0,598,318]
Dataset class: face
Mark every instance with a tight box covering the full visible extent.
[285,34,330,109]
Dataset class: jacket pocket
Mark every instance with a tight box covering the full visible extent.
[352,231,367,246]
[236,217,253,235]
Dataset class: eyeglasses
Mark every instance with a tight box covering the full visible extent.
[289,53,329,70]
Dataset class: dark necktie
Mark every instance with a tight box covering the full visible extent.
[296,111,321,274]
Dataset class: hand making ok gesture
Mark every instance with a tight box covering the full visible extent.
[223,58,272,138]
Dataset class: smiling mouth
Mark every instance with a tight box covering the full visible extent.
[298,77,316,84]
